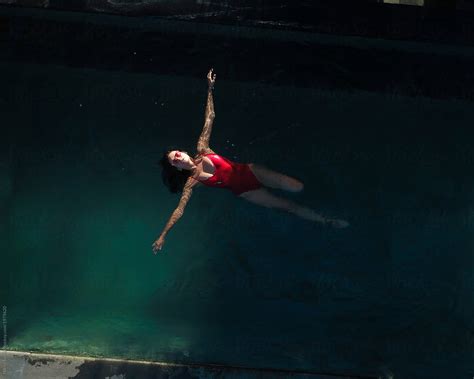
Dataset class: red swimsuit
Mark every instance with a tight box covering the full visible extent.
[194,153,262,195]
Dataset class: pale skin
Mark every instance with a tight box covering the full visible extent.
[152,69,349,253]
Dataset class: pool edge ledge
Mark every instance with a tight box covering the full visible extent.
[0,350,380,379]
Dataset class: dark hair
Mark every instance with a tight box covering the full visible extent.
[159,147,194,194]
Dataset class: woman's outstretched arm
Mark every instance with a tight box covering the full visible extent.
[152,180,194,253]
[197,69,216,153]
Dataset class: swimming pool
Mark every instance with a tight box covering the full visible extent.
[1,5,474,379]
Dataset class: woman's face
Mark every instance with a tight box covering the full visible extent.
[167,150,192,170]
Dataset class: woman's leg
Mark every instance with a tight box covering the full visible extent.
[240,188,342,226]
[249,164,304,193]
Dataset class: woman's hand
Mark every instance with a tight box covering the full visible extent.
[152,236,165,254]
[207,68,216,90]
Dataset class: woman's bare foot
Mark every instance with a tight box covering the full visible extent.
[326,218,350,228]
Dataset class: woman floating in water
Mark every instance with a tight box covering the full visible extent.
[153,69,348,253]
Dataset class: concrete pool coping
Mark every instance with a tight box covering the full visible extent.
[0,350,382,378]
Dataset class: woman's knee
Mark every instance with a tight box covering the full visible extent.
[291,180,304,192]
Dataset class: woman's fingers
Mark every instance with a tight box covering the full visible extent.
[207,69,216,82]
[152,240,163,254]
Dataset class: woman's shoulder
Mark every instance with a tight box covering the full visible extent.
[185,175,203,189]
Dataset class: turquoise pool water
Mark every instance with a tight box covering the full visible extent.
[1,59,473,379]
